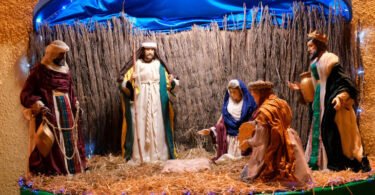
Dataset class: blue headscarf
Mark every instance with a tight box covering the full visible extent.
[222,79,256,136]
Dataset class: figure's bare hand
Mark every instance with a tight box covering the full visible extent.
[197,129,211,136]
[31,101,45,115]
[168,74,175,81]
[41,106,51,115]
[332,97,342,110]
[287,81,301,91]
[130,73,137,83]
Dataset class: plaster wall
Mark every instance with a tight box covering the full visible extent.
[0,0,38,194]
[352,0,375,155]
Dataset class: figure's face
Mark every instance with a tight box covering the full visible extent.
[143,48,155,62]
[53,52,66,66]
[250,90,260,105]
[307,40,318,61]
[228,88,243,103]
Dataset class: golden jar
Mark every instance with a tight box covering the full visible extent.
[299,72,315,103]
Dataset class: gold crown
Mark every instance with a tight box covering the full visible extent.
[308,30,328,44]
[248,80,274,90]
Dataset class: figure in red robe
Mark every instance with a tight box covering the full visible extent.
[21,40,86,175]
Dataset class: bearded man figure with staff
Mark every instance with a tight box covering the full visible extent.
[118,40,179,164]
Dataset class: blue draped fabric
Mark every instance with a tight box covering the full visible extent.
[222,79,256,136]
[33,0,352,32]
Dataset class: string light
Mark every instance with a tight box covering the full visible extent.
[358,68,364,75]
[36,0,74,27]
[358,31,367,44]
[357,108,363,113]
[86,142,95,159]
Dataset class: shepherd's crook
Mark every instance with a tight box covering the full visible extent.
[132,41,143,163]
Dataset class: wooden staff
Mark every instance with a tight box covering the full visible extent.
[132,40,143,163]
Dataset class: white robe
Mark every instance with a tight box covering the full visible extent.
[212,98,244,163]
[129,59,169,164]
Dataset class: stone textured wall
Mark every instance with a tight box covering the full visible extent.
[0,0,38,194]
[352,0,375,155]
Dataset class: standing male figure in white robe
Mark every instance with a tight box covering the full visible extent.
[119,40,179,164]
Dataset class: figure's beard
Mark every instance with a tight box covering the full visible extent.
[309,49,320,61]
[53,58,65,66]
[144,54,154,62]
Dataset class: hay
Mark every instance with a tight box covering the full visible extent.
[25,152,375,194]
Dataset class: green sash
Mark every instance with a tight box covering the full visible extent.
[159,65,176,159]
[308,62,320,170]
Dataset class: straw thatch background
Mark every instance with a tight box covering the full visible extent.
[27,3,361,155]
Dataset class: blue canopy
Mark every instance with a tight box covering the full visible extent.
[33,0,352,32]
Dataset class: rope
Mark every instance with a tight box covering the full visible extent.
[145,87,152,148]
[42,107,83,172]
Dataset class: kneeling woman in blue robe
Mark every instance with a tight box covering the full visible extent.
[198,79,256,162]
